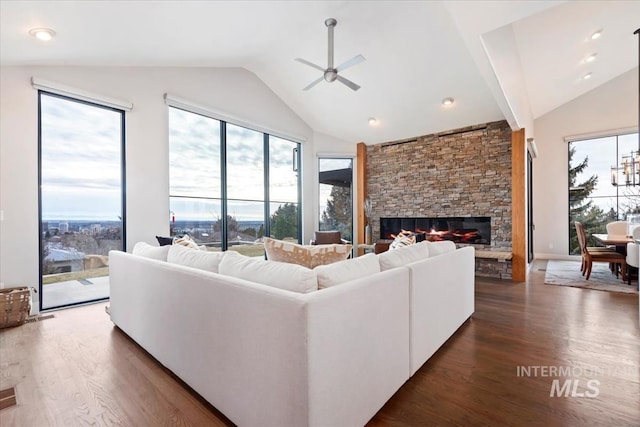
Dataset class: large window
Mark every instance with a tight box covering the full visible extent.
[39,92,125,309]
[568,132,640,254]
[169,107,301,257]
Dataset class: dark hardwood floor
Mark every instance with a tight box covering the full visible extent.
[1,260,638,426]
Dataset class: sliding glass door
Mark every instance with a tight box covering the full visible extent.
[39,92,125,309]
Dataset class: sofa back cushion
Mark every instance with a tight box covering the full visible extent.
[425,241,456,257]
[314,253,381,289]
[132,242,171,261]
[264,237,352,269]
[167,244,226,273]
[378,241,430,271]
[219,250,318,293]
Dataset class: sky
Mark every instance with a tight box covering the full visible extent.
[168,107,299,221]
[40,97,354,224]
[40,93,123,221]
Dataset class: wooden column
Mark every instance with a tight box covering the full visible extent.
[511,129,526,282]
[356,142,367,256]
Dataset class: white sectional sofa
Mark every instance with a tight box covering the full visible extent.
[109,241,475,427]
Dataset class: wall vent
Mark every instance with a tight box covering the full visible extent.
[0,387,17,410]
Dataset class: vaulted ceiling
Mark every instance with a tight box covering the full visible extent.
[1,1,638,144]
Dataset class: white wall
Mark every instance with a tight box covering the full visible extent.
[0,66,341,311]
[533,68,638,259]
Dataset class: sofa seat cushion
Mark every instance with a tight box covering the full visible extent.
[219,250,318,293]
[378,241,430,271]
[132,242,171,261]
[314,253,381,289]
[264,237,352,269]
[167,244,226,273]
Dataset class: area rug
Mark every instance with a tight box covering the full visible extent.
[544,260,638,294]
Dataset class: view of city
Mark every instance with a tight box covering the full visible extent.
[41,220,122,277]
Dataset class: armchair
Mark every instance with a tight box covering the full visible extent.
[310,230,349,245]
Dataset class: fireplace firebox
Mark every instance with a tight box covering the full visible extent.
[380,217,491,245]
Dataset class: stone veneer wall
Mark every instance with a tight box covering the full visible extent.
[366,120,512,251]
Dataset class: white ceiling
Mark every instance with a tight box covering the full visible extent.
[1,1,638,144]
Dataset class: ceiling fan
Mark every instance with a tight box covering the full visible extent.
[295,18,365,91]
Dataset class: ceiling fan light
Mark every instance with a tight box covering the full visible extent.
[29,28,55,41]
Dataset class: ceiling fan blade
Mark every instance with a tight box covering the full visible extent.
[336,75,361,91]
[295,58,325,72]
[336,54,366,72]
[303,76,324,91]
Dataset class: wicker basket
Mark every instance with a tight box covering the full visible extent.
[0,287,31,329]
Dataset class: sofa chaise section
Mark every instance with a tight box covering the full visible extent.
[406,245,475,375]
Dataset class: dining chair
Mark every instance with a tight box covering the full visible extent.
[605,220,628,273]
[625,227,640,288]
[309,230,349,245]
[575,222,626,281]
[606,220,628,235]
[574,222,612,274]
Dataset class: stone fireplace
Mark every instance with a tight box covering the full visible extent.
[366,120,513,278]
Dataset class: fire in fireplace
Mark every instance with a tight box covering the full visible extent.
[380,217,491,245]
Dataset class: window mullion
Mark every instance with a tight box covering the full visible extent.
[264,134,270,240]
[221,121,228,251]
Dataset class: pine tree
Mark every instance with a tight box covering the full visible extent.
[320,186,352,241]
[568,146,606,254]
[270,203,298,240]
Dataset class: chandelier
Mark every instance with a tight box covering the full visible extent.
[611,28,640,186]
[611,151,640,186]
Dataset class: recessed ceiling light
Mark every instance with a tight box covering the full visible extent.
[29,28,55,41]
[583,72,593,80]
[368,117,377,126]
[586,53,597,62]
[591,30,602,40]
[442,97,454,106]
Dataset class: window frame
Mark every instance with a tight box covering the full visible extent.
[37,90,127,310]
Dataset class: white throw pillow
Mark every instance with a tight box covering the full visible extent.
[132,242,171,261]
[426,240,456,256]
[314,253,381,289]
[219,250,318,293]
[173,235,202,250]
[378,241,430,271]
[389,230,417,249]
[167,244,226,273]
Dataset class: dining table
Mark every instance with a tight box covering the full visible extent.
[592,233,634,246]
[592,233,634,256]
